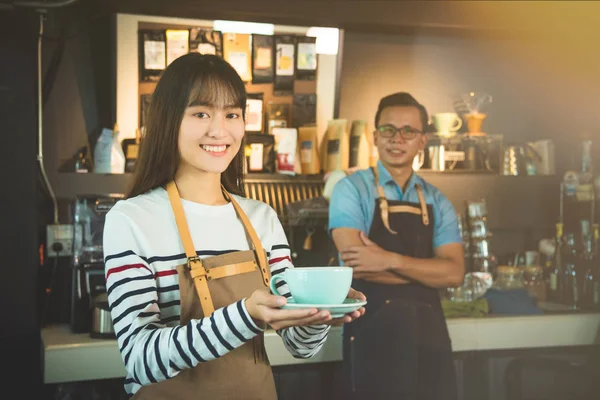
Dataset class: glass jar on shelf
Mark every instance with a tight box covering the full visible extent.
[523,266,546,301]
[492,266,524,291]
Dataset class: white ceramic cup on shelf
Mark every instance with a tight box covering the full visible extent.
[433,113,462,137]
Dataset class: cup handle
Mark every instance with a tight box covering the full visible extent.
[452,116,463,131]
[413,149,425,170]
[269,275,285,297]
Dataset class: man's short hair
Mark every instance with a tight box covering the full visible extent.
[374,92,429,131]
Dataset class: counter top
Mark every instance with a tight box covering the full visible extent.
[446,312,600,352]
[42,313,600,384]
[41,324,343,384]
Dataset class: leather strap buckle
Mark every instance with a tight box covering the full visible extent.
[187,256,209,280]
[186,255,202,269]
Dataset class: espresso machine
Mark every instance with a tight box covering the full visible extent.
[71,194,122,336]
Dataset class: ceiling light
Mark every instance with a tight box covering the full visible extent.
[306,27,339,55]
[213,20,275,35]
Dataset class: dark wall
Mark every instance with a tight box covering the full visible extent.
[338,29,600,174]
[337,25,600,256]
[42,8,113,178]
[0,8,42,397]
[41,6,600,262]
[94,1,600,38]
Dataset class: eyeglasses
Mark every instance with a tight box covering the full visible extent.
[377,124,423,140]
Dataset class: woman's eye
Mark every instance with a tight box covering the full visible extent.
[194,112,209,119]
[227,113,241,119]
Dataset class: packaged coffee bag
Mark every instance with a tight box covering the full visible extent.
[321,119,349,173]
[298,126,320,174]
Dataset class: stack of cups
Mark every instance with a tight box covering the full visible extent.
[466,199,496,273]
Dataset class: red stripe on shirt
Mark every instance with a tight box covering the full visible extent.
[269,256,291,265]
[155,270,177,278]
[106,263,152,280]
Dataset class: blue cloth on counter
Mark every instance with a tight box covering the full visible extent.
[483,289,544,315]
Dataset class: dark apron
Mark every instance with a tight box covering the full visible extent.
[342,168,457,400]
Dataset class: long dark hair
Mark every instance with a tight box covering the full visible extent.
[127,53,247,199]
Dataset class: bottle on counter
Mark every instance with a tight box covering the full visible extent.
[94,123,126,174]
[580,140,593,185]
[563,170,579,198]
[576,139,594,201]
[561,232,580,309]
[580,223,596,310]
[548,222,564,303]
[74,147,91,173]
[586,224,600,309]
[524,266,546,302]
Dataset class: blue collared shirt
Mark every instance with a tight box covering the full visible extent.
[328,161,461,249]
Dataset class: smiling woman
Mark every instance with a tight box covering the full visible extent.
[129,53,248,198]
[102,53,364,398]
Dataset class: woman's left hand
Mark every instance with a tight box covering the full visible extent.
[325,287,366,326]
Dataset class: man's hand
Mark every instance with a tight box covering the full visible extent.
[340,231,399,274]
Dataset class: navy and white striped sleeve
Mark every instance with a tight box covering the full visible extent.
[266,211,330,359]
[103,209,262,387]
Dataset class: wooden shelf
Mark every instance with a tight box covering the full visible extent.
[48,171,564,231]
[49,172,133,199]
[418,173,561,231]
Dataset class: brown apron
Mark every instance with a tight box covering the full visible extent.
[132,181,277,400]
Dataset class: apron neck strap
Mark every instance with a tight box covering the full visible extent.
[372,167,397,234]
[166,181,270,287]
[222,186,270,286]
[166,181,198,262]
[415,184,430,226]
[371,167,430,231]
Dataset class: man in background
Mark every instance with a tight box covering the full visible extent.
[328,92,464,399]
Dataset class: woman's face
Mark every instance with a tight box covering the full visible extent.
[178,102,245,175]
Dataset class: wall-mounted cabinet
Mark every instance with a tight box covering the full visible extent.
[114,13,340,144]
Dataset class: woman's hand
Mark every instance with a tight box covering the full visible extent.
[245,288,332,330]
[245,287,366,330]
[326,287,366,326]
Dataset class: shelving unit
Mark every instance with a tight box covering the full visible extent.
[49,172,133,199]
[49,169,561,234]
[114,13,339,144]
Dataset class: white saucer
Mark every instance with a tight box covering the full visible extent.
[281,298,367,318]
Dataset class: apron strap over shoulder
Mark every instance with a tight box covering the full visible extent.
[415,184,430,226]
[167,181,215,316]
[372,167,430,230]
[223,187,271,287]
[372,167,397,235]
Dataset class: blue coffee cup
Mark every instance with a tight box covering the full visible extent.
[269,267,353,305]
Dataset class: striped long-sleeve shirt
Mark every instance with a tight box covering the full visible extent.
[103,187,330,396]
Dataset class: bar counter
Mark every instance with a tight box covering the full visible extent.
[41,312,600,385]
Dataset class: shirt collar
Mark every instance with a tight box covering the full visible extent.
[376,160,421,196]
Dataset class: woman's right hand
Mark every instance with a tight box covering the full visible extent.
[245,287,331,330]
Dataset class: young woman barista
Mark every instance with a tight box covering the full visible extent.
[102,53,365,399]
